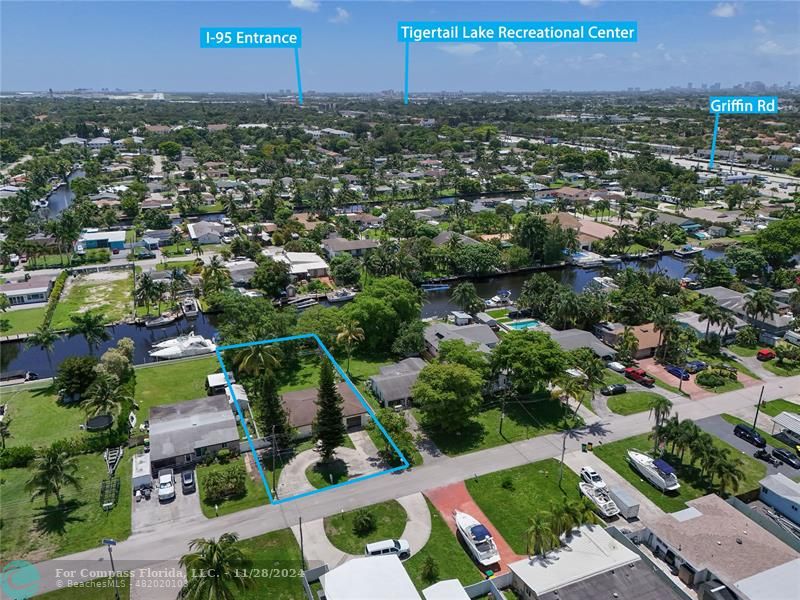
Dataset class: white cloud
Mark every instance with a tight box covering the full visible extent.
[578,0,601,6]
[531,54,547,67]
[329,7,350,24]
[656,43,666,51]
[289,0,319,13]
[663,52,673,62]
[497,42,522,59]
[753,20,768,34]
[710,2,739,18]
[439,44,483,57]
[588,52,607,61]
[757,40,800,56]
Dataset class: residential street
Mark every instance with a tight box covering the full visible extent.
[29,374,800,595]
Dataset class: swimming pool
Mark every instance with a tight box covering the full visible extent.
[507,319,540,330]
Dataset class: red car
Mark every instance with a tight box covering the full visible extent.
[624,367,655,387]
[756,348,776,361]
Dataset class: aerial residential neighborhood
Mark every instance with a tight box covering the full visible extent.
[1,1,800,599]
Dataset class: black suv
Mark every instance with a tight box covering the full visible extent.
[772,448,800,469]
[734,424,766,448]
[181,470,196,494]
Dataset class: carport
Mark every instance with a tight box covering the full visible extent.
[771,411,800,444]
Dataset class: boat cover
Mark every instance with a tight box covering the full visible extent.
[653,458,676,474]
[471,524,491,541]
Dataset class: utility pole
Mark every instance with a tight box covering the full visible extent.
[299,517,306,570]
[499,393,506,437]
[752,385,765,431]
[102,539,120,600]
[271,425,278,499]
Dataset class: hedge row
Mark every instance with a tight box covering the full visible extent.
[41,270,69,328]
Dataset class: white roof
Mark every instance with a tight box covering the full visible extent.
[508,525,640,596]
[321,556,421,600]
[265,248,329,274]
[733,558,800,600]
[422,579,470,600]
[760,473,800,504]
[773,411,800,436]
[206,372,233,388]
[132,453,151,480]
[79,230,126,243]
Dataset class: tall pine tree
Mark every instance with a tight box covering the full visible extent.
[313,360,346,461]
[256,374,293,448]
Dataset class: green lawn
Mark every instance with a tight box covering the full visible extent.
[1,306,47,335]
[2,383,96,448]
[417,395,578,456]
[466,458,581,555]
[763,360,800,377]
[50,274,134,329]
[134,356,220,414]
[0,454,131,562]
[197,458,270,518]
[235,529,306,600]
[728,344,758,358]
[720,414,794,451]
[759,399,798,417]
[696,378,744,393]
[155,259,197,272]
[594,432,766,513]
[486,308,510,319]
[278,355,393,394]
[405,498,483,590]
[653,378,688,396]
[323,500,407,555]
[306,460,349,489]
[39,576,130,599]
[606,391,664,416]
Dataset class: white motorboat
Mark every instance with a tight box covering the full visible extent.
[151,332,203,350]
[579,482,620,518]
[592,276,619,291]
[149,336,216,360]
[181,297,199,318]
[602,255,622,264]
[326,288,357,303]
[484,289,513,308]
[673,245,704,258]
[627,449,680,492]
[453,510,500,567]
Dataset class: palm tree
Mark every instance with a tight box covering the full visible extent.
[697,298,723,341]
[673,418,699,461]
[744,289,777,329]
[168,268,189,305]
[649,395,673,454]
[572,355,605,418]
[26,323,59,371]
[193,242,205,259]
[25,448,81,506]
[135,272,158,315]
[717,311,737,341]
[68,311,110,355]
[712,452,745,496]
[84,371,128,418]
[231,341,281,378]
[549,502,572,539]
[450,282,483,314]
[336,319,365,375]
[566,496,600,529]
[0,418,12,448]
[201,255,231,295]
[525,513,558,558]
[179,533,252,600]
[653,310,673,358]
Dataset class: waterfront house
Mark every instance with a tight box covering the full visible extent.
[0,276,54,306]
[187,221,224,245]
[321,236,380,259]
[78,229,126,250]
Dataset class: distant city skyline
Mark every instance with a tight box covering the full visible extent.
[2,1,799,93]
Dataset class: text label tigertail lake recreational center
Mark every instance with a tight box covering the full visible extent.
[709,96,779,114]
[398,22,638,43]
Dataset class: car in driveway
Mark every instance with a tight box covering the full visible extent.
[684,360,707,374]
[772,448,800,469]
[365,539,411,560]
[158,469,176,502]
[665,365,690,380]
[181,470,196,494]
[601,383,627,396]
[580,466,607,490]
[606,361,626,373]
[733,424,766,448]
[624,367,655,387]
[757,348,776,361]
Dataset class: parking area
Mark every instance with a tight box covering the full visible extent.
[131,470,204,534]
[638,358,711,400]
[696,415,800,478]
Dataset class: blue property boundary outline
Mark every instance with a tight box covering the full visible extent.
[215,333,410,505]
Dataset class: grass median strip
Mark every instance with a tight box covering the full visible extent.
[324,500,407,555]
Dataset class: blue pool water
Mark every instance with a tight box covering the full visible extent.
[507,319,540,330]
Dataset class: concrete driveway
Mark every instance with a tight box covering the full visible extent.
[696,415,800,478]
[131,473,204,535]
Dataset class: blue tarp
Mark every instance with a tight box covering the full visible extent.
[471,524,491,541]
[654,458,676,475]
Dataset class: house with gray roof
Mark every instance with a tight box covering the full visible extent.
[187,221,224,245]
[423,322,499,356]
[368,358,426,409]
[697,286,793,344]
[431,230,481,247]
[759,473,800,527]
[542,326,617,360]
[148,395,239,475]
[321,236,380,259]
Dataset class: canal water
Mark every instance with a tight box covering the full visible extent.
[0,248,724,379]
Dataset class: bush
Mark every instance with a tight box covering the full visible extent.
[42,271,69,327]
[421,556,439,583]
[696,370,733,388]
[735,326,759,348]
[0,445,36,469]
[501,475,515,491]
[352,509,376,537]
[202,463,246,504]
[56,356,99,397]
[216,448,232,464]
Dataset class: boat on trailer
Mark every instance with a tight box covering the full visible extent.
[579,482,620,518]
[453,510,500,567]
[627,449,680,492]
[673,245,704,258]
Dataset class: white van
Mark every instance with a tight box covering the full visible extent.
[784,331,800,347]
[364,539,411,560]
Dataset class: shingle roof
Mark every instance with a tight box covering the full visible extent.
[424,323,499,354]
[281,382,367,428]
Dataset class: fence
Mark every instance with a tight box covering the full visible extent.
[464,572,512,598]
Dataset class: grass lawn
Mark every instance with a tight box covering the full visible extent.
[39,576,131,599]
[417,395,578,456]
[235,529,306,600]
[690,347,761,380]
[155,259,197,272]
[466,458,581,555]
[720,414,794,451]
[50,274,134,329]
[759,399,798,417]
[406,498,483,590]
[602,370,629,386]
[653,378,688,396]
[306,460,349,489]
[323,500,407,554]
[594,432,766,513]
[278,355,393,394]
[2,306,47,335]
[0,453,131,562]
[197,458,270,518]
[728,344,758,358]
[696,378,744,393]
[486,308,510,319]
[134,356,219,414]
[763,360,800,377]
[2,383,95,448]
[606,391,663,416]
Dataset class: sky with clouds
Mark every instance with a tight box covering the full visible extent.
[1,1,798,92]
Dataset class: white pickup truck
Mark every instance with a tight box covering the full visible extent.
[157,469,175,502]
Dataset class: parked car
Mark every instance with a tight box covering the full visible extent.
[181,470,196,494]
[753,449,781,466]
[624,367,655,387]
[137,250,156,259]
[601,383,627,396]
[733,424,766,448]
[772,448,800,469]
[684,360,707,374]
[580,466,607,490]
[665,365,690,380]
[757,348,776,361]
[606,361,626,373]
[157,469,175,502]
[364,539,411,560]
